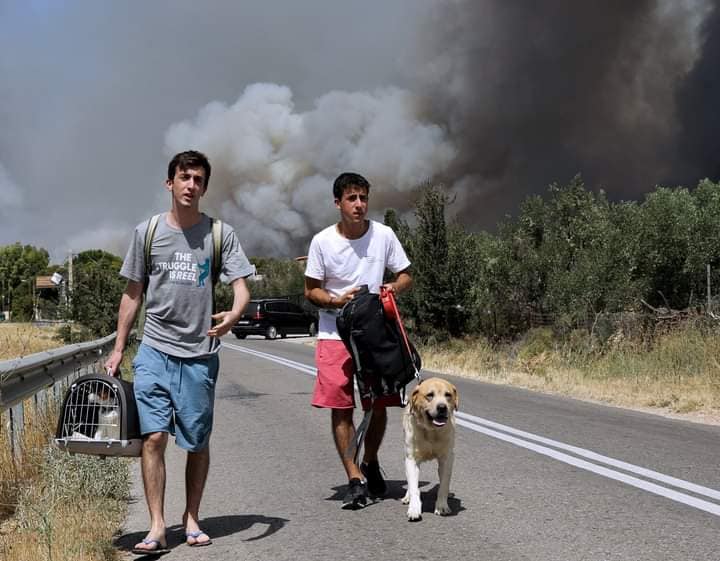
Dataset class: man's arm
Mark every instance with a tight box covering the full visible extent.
[104,279,144,376]
[305,276,359,309]
[209,277,250,337]
[382,268,412,295]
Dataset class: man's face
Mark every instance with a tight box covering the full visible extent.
[166,166,207,209]
[335,185,369,224]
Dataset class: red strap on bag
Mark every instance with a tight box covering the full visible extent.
[380,287,414,362]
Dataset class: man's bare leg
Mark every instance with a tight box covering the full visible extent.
[135,432,168,551]
[183,446,211,545]
[331,408,363,480]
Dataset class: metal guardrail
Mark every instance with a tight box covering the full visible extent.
[0,332,125,461]
[0,333,117,411]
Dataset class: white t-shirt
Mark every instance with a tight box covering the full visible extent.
[305,220,411,339]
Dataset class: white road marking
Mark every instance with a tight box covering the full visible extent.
[223,341,720,517]
[457,411,720,501]
[455,418,720,517]
[224,342,317,376]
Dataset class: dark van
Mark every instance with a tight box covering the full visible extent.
[231,299,318,340]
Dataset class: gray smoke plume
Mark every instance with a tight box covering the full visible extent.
[3,1,716,260]
[0,162,25,243]
[0,162,22,211]
[676,1,720,181]
[164,83,456,257]
[415,0,715,226]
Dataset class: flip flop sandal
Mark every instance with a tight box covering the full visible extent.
[131,538,171,556]
[186,530,213,547]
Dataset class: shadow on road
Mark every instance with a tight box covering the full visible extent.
[114,513,290,554]
[325,479,464,517]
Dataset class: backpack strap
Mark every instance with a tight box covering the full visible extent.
[210,218,223,317]
[143,214,162,293]
[211,218,222,286]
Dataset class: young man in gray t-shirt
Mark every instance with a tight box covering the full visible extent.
[105,150,252,555]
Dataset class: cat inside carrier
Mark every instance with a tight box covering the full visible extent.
[55,371,142,457]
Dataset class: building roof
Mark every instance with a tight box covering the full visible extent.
[35,276,57,289]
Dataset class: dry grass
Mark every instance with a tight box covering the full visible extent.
[0,401,130,561]
[0,328,134,561]
[0,415,129,561]
[2,497,125,561]
[419,324,720,423]
[0,323,64,360]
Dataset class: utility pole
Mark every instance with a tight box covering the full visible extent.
[0,268,5,320]
[67,250,74,308]
[708,264,712,313]
[30,275,36,322]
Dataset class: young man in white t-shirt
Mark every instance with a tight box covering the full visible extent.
[304,172,412,509]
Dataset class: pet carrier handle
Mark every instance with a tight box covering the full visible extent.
[106,367,122,379]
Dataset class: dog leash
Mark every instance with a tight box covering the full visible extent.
[380,287,422,383]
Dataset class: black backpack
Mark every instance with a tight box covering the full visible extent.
[336,285,421,401]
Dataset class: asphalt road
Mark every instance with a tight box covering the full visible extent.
[117,335,720,560]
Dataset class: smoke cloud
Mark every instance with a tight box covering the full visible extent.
[676,2,720,182]
[0,162,22,212]
[164,83,456,256]
[2,1,718,261]
[415,0,715,225]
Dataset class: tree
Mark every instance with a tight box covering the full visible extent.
[634,186,698,309]
[540,177,634,327]
[0,243,50,320]
[71,250,125,337]
[397,183,479,338]
[690,179,720,309]
[486,177,644,336]
[246,257,305,299]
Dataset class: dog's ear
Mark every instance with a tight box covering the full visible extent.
[451,383,459,411]
[410,384,422,413]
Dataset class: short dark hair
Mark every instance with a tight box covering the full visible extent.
[333,172,371,201]
[168,150,212,187]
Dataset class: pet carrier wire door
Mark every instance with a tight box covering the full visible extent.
[55,372,142,457]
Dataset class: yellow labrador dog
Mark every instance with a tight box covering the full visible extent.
[402,377,458,521]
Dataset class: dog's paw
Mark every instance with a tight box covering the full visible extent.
[401,492,410,505]
[407,496,422,521]
[407,507,422,521]
[434,500,451,516]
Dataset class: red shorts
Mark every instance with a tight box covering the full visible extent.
[312,340,403,411]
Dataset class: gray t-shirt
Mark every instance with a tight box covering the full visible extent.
[120,213,253,357]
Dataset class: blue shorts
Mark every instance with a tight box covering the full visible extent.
[132,343,219,452]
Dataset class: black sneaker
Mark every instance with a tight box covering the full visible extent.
[360,461,387,497]
[341,478,368,509]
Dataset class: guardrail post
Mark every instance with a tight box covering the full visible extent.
[9,402,24,463]
[34,390,44,416]
[2,410,10,461]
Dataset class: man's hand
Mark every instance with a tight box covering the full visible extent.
[381,282,397,294]
[383,269,412,296]
[104,349,123,377]
[208,311,239,338]
[333,286,361,308]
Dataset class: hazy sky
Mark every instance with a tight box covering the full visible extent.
[0,0,433,260]
[1,1,717,262]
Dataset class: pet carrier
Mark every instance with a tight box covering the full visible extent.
[55,371,142,457]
